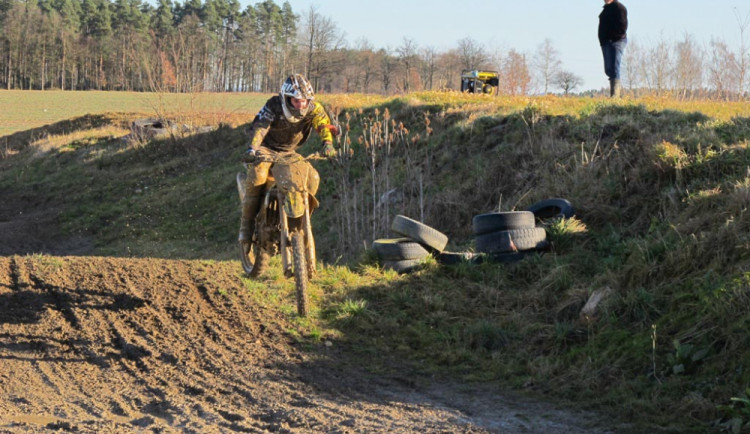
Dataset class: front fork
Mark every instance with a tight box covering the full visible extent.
[278,191,316,278]
[279,191,291,276]
[304,193,317,277]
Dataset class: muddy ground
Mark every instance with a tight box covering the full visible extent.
[0,198,617,433]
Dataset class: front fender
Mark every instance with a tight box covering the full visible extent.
[283,191,307,218]
[283,192,319,218]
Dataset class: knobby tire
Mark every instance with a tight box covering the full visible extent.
[291,231,309,317]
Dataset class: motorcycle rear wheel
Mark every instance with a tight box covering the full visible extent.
[291,230,310,317]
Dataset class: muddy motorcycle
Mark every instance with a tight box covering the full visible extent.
[237,151,323,316]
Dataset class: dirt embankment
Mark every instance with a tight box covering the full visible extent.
[0,254,616,433]
[0,192,93,257]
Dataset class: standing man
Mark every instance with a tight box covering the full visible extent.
[598,0,628,97]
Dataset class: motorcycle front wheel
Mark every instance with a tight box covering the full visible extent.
[239,239,267,277]
[291,230,309,317]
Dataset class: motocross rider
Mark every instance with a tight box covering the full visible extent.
[239,73,337,245]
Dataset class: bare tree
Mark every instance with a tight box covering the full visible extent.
[532,38,561,94]
[554,70,581,95]
[733,7,750,97]
[501,49,530,95]
[378,47,396,94]
[299,5,344,91]
[301,5,317,79]
[643,38,672,95]
[622,39,643,93]
[351,37,379,93]
[674,33,703,99]
[456,37,489,70]
[434,49,460,90]
[418,46,437,91]
[396,37,418,92]
[708,38,738,100]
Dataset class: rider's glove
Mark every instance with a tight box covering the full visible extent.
[322,141,337,158]
[243,148,266,162]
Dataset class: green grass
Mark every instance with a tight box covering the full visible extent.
[4,90,750,432]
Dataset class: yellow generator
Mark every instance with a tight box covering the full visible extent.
[460,69,499,95]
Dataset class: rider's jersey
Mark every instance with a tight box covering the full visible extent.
[248,96,333,152]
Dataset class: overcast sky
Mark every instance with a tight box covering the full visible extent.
[251,0,750,92]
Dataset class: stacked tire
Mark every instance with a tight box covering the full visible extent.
[526,198,575,222]
[472,211,548,262]
[373,215,448,273]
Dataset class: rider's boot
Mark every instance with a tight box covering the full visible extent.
[239,195,261,243]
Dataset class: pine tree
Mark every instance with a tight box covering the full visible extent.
[174,0,200,25]
[82,0,112,37]
[0,0,13,21]
[255,0,282,91]
[151,0,173,39]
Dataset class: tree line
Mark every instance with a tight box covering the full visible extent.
[1,0,748,98]
[0,0,535,94]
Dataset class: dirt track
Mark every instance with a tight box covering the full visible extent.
[0,253,618,433]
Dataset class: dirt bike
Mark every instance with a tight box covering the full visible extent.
[236,150,324,317]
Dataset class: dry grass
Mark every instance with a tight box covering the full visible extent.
[29,125,131,155]
[0,90,268,137]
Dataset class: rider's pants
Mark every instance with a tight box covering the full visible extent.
[245,161,272,199]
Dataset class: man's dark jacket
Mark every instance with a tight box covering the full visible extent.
[598,1,628,46]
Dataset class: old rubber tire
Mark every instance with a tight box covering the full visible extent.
[471,251,528,264]
[391,215,448,253]
[436,251,475,265]
[472,211,536,235]
[474,227,548,254]
[526,198,574,220]
[382,258,422,274]
[373,238,430,261]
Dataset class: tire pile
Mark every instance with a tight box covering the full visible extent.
[471,211,547,262]
[470,198,574,264]
[373,215,448,273]
[372,199,574,272]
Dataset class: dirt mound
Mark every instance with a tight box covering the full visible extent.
[0,255,613,433]
[0,191,93,257]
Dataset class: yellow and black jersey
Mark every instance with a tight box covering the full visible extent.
[248,96,333,152]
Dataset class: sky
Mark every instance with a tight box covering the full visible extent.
[244,0,750,92]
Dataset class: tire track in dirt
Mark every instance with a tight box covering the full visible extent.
[1,257,121,431]
[94,258,289,431]
[31,257,140,429]
[80,259,243,431]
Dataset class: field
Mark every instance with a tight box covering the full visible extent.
[4,89,750,137]
[2,89,750,432]
[0,90,269,137]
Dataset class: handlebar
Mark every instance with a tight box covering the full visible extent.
[241,150,327,165]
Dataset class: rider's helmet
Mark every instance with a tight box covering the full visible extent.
[280,74,314,123]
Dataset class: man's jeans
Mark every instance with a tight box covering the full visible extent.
[602,38,627,81]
